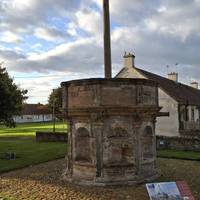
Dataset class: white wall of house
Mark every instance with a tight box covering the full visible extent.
[117,67,146,79]
[156,89,179,136]
[14,114,53,123]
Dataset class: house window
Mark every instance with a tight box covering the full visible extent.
[199,109,200,120]
[34,115,39,119]
[46,115,51,119]
[191,108,195,121]
[183,106,189,121]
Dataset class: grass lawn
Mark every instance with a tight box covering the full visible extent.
[157,149,200,161]
[0,121,67,137]
[0,122,67,173]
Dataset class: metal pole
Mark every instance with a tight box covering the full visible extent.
[53,99,55,133]
[103,0,112,78]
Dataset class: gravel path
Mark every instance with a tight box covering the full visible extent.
[0,158,199,200]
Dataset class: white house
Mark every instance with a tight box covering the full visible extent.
[14,104,53,123]
[117,53,200,137]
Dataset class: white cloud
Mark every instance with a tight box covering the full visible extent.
[157,6,167,13]
[0,0,79,33]
[7,37,103,74]
[31,43,42,50]
[92,0,200,42]
[11,0,35,10]
[67,22,78,36]
[0,48,25,61]
[34,26,67,42]
[0,31,23,43]
[144,19,158,31]
[75,8,102,38]
[112,26,141,45]
[1,0,200,103]
[143,1,200,42]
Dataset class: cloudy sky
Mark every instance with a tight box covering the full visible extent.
[0,0,200,104]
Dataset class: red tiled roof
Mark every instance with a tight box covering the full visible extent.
[22,104,52,115]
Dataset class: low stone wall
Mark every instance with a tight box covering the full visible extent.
[36,132,68,143]
[156,136,200,152]
[180,130,200,138]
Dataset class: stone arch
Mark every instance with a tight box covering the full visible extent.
[76,127,90,137]
[75,127,91,162]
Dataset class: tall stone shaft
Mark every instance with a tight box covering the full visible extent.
[103,0,112,78]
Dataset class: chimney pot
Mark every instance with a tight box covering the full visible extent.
[168,72,178,82]
[124,53,135,68]
[190,82,198,89]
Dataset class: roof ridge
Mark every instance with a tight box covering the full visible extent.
[134,67,200,105]
[116,66,200,105]
[135,67,200,92]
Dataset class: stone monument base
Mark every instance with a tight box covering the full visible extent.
[61,78,160,186]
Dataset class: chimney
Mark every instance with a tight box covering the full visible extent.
[190,82,198,89]
[168,72,178,82]
[124,52,135,68]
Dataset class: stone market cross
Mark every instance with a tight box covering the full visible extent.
[61,0,160,186]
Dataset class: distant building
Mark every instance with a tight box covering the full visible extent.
[14,104,53,123]
[117,53,200,137]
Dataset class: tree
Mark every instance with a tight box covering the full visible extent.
[48,87,62,114]
[0,64,27,127]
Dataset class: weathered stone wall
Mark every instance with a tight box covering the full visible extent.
[36,132,68,143]
[156,135,200,152]
[179,130,200,138]
[62,78,160,186]
[66,79,158,109]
